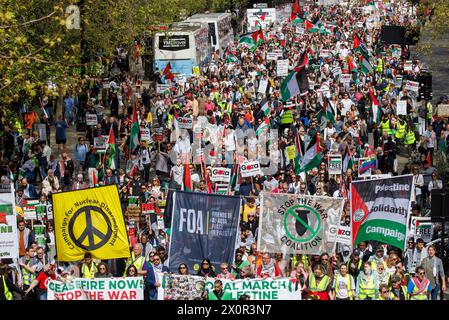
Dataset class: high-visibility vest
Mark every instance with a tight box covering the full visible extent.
[404,130,416,145]
[22,260,35,286]
[81,263,97,278]
[370,259,386,271]
[395,122,407,139]
[358,274,376,299]
[426,102,432,120]
[2,276,13,300]
[292,255,309,271]
[308,274,330,292]
[335,273,353,298]
[376,58,383,73]
[281,110,293,124]
[410,278,429,300]
[380,119,390,135]
[124,253,146,275]
[390,286,409,300]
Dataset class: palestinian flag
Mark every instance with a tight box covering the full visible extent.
[292,0,300,15]
[342,143,354,173]
[291,14,303,24]
[230,164,241,191]
[369,88,382,123]
[129,103,140,152]
[260,99,270,116]
[356,43,370,60]
[294,50,309,73]
[182,162,192,192]
[163,62,174,81]
[347,56,358,74]
[322,95,336,124]
[353,34,361,50]
[256,117,269,137]
[294,130,304,174]
[299,133,322,173]
[107,125,116,170]
[239,33,255,46]
[280,71,301,102]
[359,56,373,75]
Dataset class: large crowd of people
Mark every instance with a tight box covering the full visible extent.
[0,0,448,301]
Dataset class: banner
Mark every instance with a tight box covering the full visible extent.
[351,175,414,251]
[47,277,144,300]
[240,161,262,178]
[0,185,19,260]
[52,185,130,261]
[210,167,232,183]
[162,275,301,300]
[328,154,342,175]
[397,100,407,115]
[156,84,171,94]
[258,192,344,255]
[410,217,433,243]
[336,225,352,246]
[267,50,282,60]
[140,128,151,141]
[93,136,107,150]
[168,191,241,273]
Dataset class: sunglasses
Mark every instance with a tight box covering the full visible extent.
[203,262,209,265]
[179,266,186,269]
[419,272,425,275]
[381,290,389,294]
[99,267,106,270]
[154,259,160,262]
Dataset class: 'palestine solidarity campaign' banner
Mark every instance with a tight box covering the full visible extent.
[47,277,144,300]
[351,175,414,251]
[258,192,344,255]
[168,191,241,273]
[162,274,301,300]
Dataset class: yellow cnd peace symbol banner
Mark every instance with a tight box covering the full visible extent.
[53,185,130,261]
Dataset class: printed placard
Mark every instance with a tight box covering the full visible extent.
[93,136,107,150]
[285,145,296,161]
[86,114,98,126]
[405,80,419,92]
[177,117,193,130]
[397,100,407,115]
[404,60,413,71]
[140,128,151,141]
[210,167,232,183]
[258,79,268,93]
[156,84,171,94]
[267,50,282,60]
[328,154,342,175]
[240,161,262,178]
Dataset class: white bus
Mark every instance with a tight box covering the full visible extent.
[185,12,233,55]
[246,8,276,31]
[154,22,211,77]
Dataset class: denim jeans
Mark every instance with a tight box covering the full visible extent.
[431,283,440,300]
[38,291,47,300]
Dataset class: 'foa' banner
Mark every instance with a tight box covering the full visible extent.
[161,274,301,300]
[53,185,130,261]
[168,191,241,273]
[47,277,143,300]
[351,175,414,251]
[258,192,344,255]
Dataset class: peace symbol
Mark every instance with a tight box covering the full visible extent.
[68,206,113,251]
[283,205,321,243]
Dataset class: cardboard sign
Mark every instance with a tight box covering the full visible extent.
[276,59,289,77]
[240,161,262,178]
[397,100,407,115]
[192,66,200,76]
[405,80,419,92]
[394,75,403,88]
[23,199,39,220]
[210,167,232,183]
[328,154,342,175]
[86,114,98,126]
[38,124,47,142]
[437,104,449,117]
[285,145,296,161]
[319,49,332,58]
[177,117,193,130]
[410,217,433,243]
[94,136,107,150]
